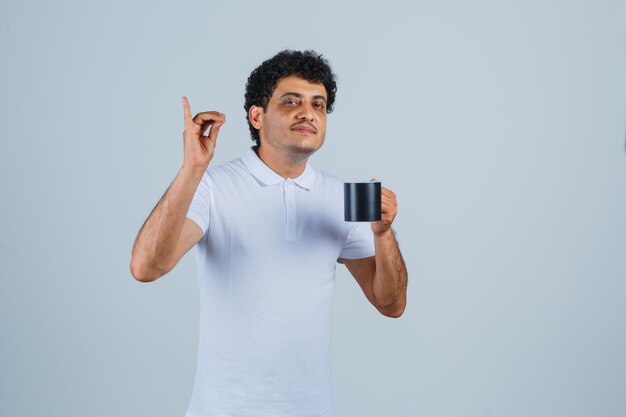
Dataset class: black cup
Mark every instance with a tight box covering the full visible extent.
[344,182,381,222]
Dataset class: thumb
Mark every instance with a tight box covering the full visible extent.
[207,120,224,146]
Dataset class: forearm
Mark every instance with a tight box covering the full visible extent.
[130,165,205,278]
[372,229,408,315]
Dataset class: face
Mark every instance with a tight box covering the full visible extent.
[250,75,328,158]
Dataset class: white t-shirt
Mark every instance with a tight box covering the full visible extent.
[184,146,375,417]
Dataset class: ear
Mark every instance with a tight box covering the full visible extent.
[248,105,263,130]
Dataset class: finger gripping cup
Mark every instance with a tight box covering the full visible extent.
[344,182,381,222]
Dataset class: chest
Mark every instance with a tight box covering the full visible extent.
[206,181,345,261]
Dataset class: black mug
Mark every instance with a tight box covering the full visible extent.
[344,181,381,222]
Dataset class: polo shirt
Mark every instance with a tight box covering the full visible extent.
[184,146,375,417]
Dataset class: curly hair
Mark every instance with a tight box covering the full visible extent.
[244,49,337,146]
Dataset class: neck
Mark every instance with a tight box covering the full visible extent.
[255,144,309,179]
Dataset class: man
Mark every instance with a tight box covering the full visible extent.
[130,50,408,417]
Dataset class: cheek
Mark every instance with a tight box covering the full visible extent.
[262,115,279,131]
[318,119,327,133]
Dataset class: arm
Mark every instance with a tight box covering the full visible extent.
[371,228,407,316]
[130,166,205,282]
[342,186,408,318]
[129,96,226,282]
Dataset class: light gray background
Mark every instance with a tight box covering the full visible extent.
[1,1,625,416]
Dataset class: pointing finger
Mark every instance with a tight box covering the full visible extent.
[182,96,192,122]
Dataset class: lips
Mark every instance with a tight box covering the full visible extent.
[291,124,316,134]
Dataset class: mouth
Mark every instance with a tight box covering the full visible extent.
[291,124,317,134]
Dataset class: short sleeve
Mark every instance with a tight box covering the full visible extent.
[185,172,211,236]
[337,222,375,263]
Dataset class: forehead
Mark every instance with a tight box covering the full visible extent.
[272,75,327,99]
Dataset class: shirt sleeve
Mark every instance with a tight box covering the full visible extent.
[185,171,211,237]
[337,221,375,263]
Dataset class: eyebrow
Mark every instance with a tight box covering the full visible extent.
[279,92,327,103]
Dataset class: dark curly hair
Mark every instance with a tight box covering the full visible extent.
[244,49,337,146]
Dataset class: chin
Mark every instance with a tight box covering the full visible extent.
[292,138,324,154]
[286,144,318,157]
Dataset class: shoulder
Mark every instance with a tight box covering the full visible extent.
[310,166,345,192]
[203,156,248,185]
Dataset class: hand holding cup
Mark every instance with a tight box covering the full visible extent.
[371,179,398,236]
[344,178,397,236]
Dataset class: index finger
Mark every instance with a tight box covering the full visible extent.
[182,96,192,121]
[381,187,396,199]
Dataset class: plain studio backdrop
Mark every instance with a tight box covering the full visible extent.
[1,1,625,416]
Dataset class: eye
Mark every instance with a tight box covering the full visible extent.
[284,98,299,106]
[314,102,325,110]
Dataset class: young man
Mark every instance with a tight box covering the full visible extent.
[130,50,407,417]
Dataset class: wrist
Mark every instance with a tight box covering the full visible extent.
[373,227,396,239]
[180,164,207,177]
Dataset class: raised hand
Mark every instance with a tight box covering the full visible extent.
[181,96,226,171]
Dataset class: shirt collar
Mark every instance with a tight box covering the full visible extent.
[241,146,316,190]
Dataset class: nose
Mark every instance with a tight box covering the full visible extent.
[296,102,315,122]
